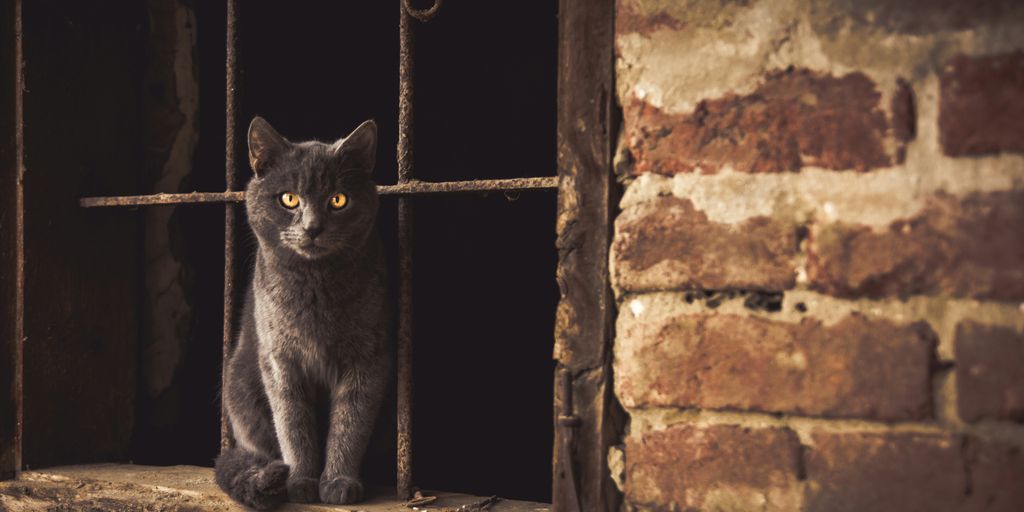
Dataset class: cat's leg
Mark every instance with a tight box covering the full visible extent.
[260,352,321,503]
[225,345,279,459]
[215,329,288,510]
[319,358,388,504]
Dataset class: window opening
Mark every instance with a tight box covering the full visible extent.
[73,0,559,503]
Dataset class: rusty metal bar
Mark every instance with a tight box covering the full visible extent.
[80,191,246,208]
[402,0,443,23]
[396,0,415,499]
[0,0,25,481]
[397,3,413,183]
[78,177,558,208]
[396,0,443,500]
[384,177,556,195]
[395,192,414,501]
[12,0,23,480]
[221,0,239,453]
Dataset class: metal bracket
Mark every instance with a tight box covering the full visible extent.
[556,368,582,512]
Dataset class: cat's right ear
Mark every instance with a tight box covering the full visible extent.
[248,117,289,177]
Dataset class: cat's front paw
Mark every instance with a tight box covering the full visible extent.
[319,475,364,504]
[286,476,319,503]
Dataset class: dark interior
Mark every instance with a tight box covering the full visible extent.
[21,0,557,504]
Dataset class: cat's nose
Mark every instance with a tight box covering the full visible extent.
[303,216,323,239]
[304,223,323,239]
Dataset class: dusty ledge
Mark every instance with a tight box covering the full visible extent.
[0,464,551,512]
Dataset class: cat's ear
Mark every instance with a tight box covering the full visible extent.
[331,120,377,174]
[248,116,289,177]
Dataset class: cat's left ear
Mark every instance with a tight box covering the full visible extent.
[249,116,290,177]
[331,120,377,174]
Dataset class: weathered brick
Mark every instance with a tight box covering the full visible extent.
[955,322,1024,422]
[809,0,1022,36]
[808,191,1024,301]
[615,0,679,35]
[621,68,907,175]
[804,431,967,511]
[611,197,797,292]
[616,310,936,420]
[625,424,802,510]
[965,438,1024,512]
[940,51,1024,156]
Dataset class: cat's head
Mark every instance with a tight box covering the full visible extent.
[245,117,379,260]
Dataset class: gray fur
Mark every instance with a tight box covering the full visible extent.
[217,117,390,508]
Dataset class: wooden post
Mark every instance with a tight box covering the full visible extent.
[553,0,622,511]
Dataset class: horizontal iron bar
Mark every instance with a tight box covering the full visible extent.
[79,177,559,208]
[383,176,558,195]
[80,191,246,207]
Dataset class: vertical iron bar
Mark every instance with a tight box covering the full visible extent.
[396,195,414,500]
[397,4,414,184]
[221,0,238,453]
[12,0,23,480]
[0,0,25,481]
[396,0,415,500]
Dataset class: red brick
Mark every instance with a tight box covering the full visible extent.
[804,431,968,511]
[955,322,1024,422]
[940,51,1024,156]
[616,312,936,420]
[625,424,802,510]
[621,68,906,175]
[611,197,797,292]
[808,191,1024,301]
[965,438,1024,512]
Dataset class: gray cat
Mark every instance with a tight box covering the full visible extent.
[215,117,390,509]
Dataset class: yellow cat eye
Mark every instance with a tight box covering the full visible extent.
[330,193,348,210]
[279,192,300,209]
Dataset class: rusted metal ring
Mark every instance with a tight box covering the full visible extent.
[402,0,442,22]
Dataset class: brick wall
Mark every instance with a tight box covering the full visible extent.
[610,1,1024,510]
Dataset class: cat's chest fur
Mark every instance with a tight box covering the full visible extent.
[252,253,384,382]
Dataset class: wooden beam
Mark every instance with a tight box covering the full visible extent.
[553,0,623,511]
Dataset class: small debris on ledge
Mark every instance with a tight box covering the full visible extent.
[406,490,438,507]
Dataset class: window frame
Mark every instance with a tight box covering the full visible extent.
[0,1,621,510]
